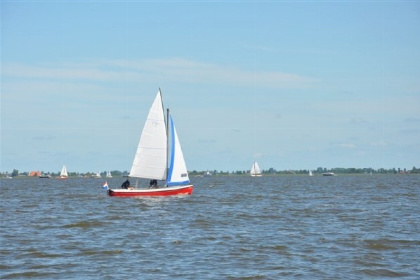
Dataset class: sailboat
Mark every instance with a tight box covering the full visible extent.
[108,89,193,197]
[250,161,262,177]
[309,170,313,176]
[56,165,68,179]
[106,171,112,178]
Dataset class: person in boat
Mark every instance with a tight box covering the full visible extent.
[149,179,158,189]
[121,179,130,189]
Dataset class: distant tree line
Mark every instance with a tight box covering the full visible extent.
[1,170,130,178]
[2,167,419,178]
[189,166,419,176]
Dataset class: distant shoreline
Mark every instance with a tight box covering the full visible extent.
[2,166,418,178]
[2,173,418,179]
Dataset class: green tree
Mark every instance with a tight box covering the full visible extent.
[11,169,19,177]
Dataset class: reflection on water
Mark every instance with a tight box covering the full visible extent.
[1,175,419,279]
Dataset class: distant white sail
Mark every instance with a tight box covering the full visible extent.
[250,161,262,177]
[60,165,68,177]
[56,165,68,179]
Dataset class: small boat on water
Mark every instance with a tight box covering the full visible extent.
[107,89,193,197]
[322,172,336,176]
[39,174,51,178]
[56,165,68,179]
[250,161,262,177]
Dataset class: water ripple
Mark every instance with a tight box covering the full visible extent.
[1,176,419,279]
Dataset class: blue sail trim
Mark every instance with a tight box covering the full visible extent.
[166,116,175,184]
[167,180,190,186]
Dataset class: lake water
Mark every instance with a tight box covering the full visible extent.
[1,175,419,279]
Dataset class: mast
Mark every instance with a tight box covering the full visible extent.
[166,107,170,183]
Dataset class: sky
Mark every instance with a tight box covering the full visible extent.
[1,0,420,174]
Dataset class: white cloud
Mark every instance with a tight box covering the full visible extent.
[336,143,356,149]
[254,152,263,158]
[2,62,138,82]
[2,58,319,89]
[350,117,369,125]
[371,141,387,147]
[404,118,420,123]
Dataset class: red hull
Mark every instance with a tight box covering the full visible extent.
[108,185,193,197]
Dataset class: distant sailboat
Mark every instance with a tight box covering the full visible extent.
[39,173,51,178]
[107,89,193,197]
[106,171,112,178]
[309,170,313,176]
[250,161,262,177]
[56,165,68,179]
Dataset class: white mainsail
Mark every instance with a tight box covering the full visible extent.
[129,90,167,180]
[250,161,262,176]
[60,165,68,177]
[167,116,190,186]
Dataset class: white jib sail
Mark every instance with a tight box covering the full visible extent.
[129,90,167,180]
[167,116,190,186]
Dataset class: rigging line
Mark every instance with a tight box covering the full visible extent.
[253,0,257,162]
